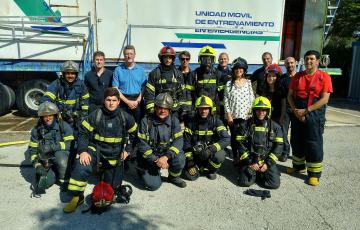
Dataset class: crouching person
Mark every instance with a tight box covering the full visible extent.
[236,96,283,189]
[137,93,186,190]
[183,96,230,180]
[63,88,137,213]
[28,102,74,194]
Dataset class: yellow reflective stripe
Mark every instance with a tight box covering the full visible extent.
[81,120,94,132]
[258,160,265,165]
[185,84,195,90]
[169,146,180,154]
[307,167,322,173]
[168,170,182,177]
[128,123,137,133]
[143,149,153,158]
[44,91,56,100]
[217,85,225,91]
[306,162,322,168]
[209,159,221,169]
[89,146,96,152]
[195,130,214,135]
[146,83,155,92]
[81,93,90,99]
[216,125,227,132]
[198,79,217,84]
[59,142,66,150]
[82,105,89,110]
[236,135,246,141]
[29,141,38,148]
[31,154,38,161]
[146,103,154,110]
[138,132,148,140]
[59,99,76,105]
[180,101,192,106]
[63,135,74,141]
[108,159,118,166]
[158,79,167,84]
[275,137,283,143]
[240,151,249,160]
[94,134,122,143]
[213,143,221,152]
[69,178,87,186]
[185,152,192,158]
[184,127,193,134]
[173,131,182,139]
[173,102,178,107]
[268,153,278,162]
[254,127,267,132]
[292,155,305,163]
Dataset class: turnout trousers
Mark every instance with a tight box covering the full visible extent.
[238,163,280,189]
[290,98,326,178]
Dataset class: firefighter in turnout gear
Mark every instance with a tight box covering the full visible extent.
[41,60,90,136]
[144,46,186,119]
[28,101,74,194]
[236,96,283,189]
[137,92,186,190]
[287,50,333,186]
[63,88,137,213]
[183,96,230,180]
[184,46,224,115]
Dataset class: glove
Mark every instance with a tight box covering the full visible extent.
[200,145,216,162]
[35,164,47,176]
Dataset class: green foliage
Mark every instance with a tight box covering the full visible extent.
[331,0,360,37]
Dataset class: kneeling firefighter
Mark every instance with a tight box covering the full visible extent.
[63,88,137,213]
[28,101,74,195]
[183,96,230,180]
[236,96,283,189]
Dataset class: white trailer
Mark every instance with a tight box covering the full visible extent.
[0,0,335,116]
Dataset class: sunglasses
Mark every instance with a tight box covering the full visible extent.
[181,57,190,61]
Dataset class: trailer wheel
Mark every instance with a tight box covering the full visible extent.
[3,84,16,109]
[16,79,50,116]
[0,83,11,116]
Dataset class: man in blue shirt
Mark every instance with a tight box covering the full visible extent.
[112,45,147,124]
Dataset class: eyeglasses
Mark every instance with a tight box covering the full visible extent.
[180,57,190,61]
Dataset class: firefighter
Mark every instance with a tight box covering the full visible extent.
[184,46,224,115]
[182,96,230,180]
[41,60,89,137]
[236,96,283,189]
[137,92,186,190]
[144,46,185,120]
[28,101,74,194]
[63,87,137,213]
[287,50,333,186]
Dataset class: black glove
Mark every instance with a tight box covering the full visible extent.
[200,146,216,162]
[35,165,47,176]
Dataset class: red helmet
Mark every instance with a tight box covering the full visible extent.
[92,181,114,208]
[265,64,283,76]
[158,46,176,61]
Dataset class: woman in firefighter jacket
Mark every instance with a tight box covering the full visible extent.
[63,88,137,213]
[41,60,89,137]
[28,101,74,194]
[137,92,186,190]
[183,96,230,181]
[236,96,283,189]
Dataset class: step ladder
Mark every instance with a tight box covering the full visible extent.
[324,0,341,43]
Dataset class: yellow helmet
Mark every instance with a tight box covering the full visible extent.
[198,46,216,63]
[252,96,271,116]
[195,96,214,109]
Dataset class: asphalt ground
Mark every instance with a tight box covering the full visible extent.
[0,98,360,229]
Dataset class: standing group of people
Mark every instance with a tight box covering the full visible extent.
[26,44,332,213]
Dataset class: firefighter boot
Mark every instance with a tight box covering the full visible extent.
[308,177,320,186]
[63,194,84,213]
[206,171,217,180]
[168,176,187,188]
[286,167,306,174]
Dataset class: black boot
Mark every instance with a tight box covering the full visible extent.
[206,171,217,180]
[168,176,187,188]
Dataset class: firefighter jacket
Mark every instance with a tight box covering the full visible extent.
[28,119,74,164]
[184,67,225,112]
[183,114,230,160]
[144,64,185,112]
[42,78,90,124]
[137,114,183,163]
[77,107,137,160]
[236,117,283,167]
